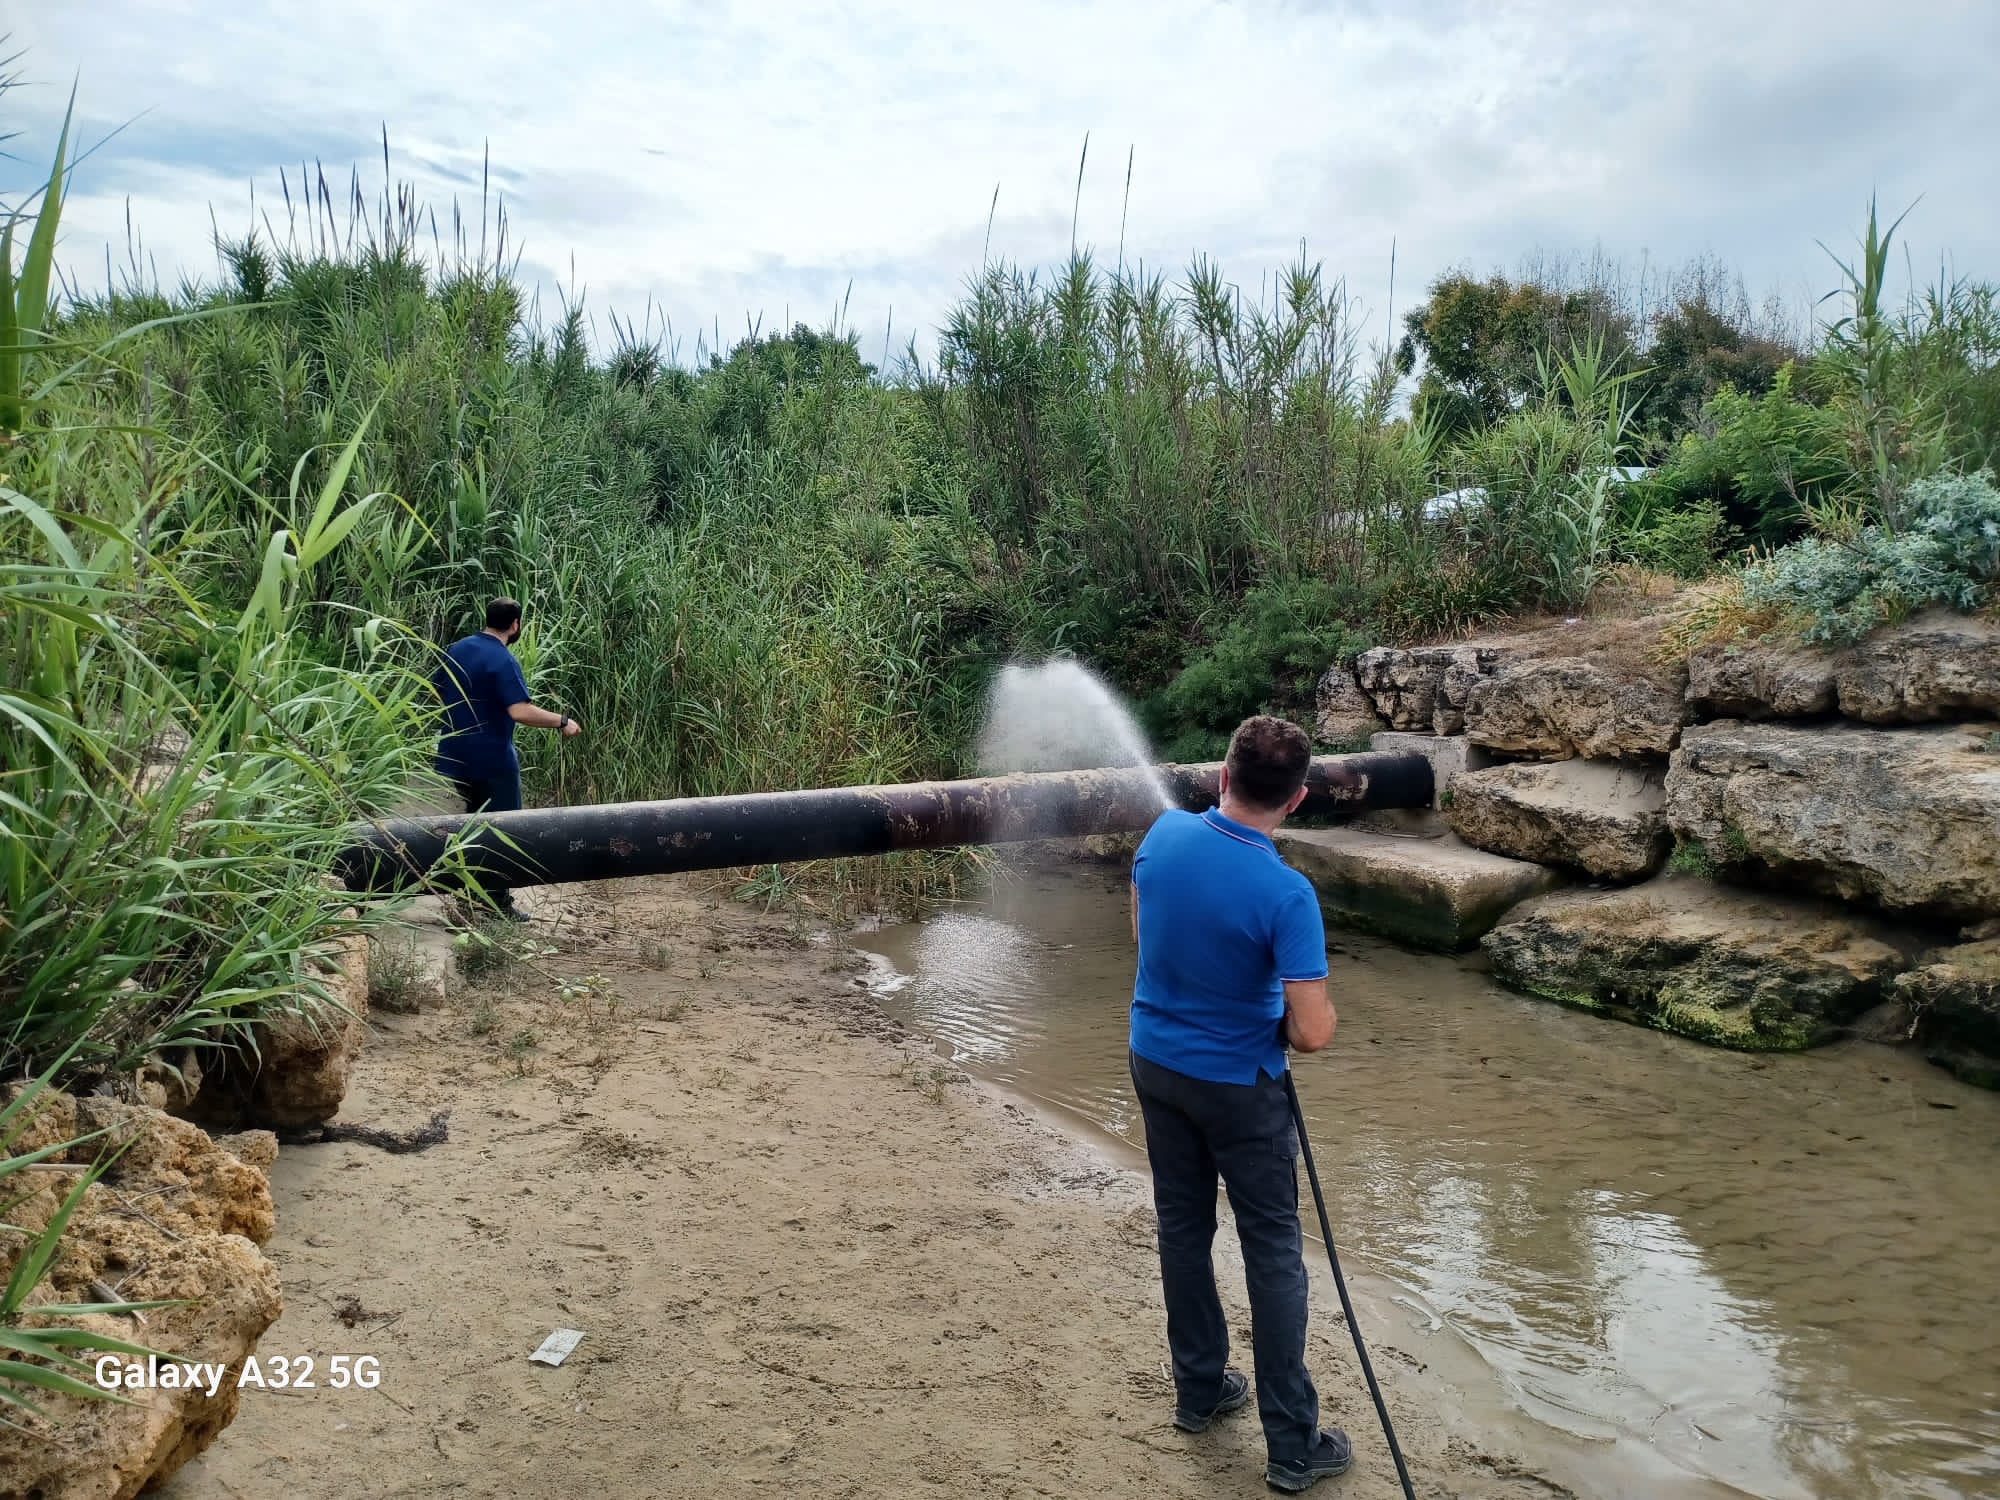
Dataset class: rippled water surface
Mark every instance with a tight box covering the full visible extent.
[855,863,2000,1500]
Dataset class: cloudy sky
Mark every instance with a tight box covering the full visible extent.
[10,1,1997,365]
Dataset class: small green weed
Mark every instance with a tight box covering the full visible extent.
[1668,840,1716,879]
[367,933,429,1014]
[555,972,621,1026]
[452,922,554,987]
[503,1028,539,1075]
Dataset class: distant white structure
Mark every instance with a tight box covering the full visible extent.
[1312,467,1654,534]
[1421,466,1653,522]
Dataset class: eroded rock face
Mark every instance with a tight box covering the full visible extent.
[186,931,369,1130]
[0,1094,283,1499]
[1896,940,2000,1088]
[1834,613,2000,724]
[1665,722,2000,922]
[1448,760,1669,881]
[1685,640,1839,720]
[1353,645,1505,734]
[1683,613,2000,725]
[1481,878,1916,1050]
[1313,663,1387,748]
[1464,658,1690,761]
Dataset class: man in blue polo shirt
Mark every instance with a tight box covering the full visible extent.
[1129,714,1349,1492]
[434,597,582,920]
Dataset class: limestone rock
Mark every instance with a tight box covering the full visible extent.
[1895,940,2000,1088]
[1482,878,1916,1050]
[1354,645,1505,734]
[1312,662,1387,749]
[1665,722,2000,921]
[0,1094,283,1499]
[1278,827,1561,951]
[1682,613,2000,725]
[190,931,369,1129]
[1432,649,1502,735]
[1685,640,1839,719]
[1448,760,1669,881]
[133,1047,204,1114]
[1834,612,2000,723]
[1464,658,1690,760]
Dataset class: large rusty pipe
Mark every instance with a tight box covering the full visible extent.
[334,751,1432,895]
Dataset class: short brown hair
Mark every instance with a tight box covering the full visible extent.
[485,597,524,632]
[1225,715,1312,811]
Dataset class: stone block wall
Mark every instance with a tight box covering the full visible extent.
[1310,611,2000,1083]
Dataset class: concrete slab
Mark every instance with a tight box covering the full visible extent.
[1278,827,1561,952]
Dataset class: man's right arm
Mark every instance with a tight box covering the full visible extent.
[496,653,581,735]
[1283,978,1336,1052]
[1276,882,1335,1053]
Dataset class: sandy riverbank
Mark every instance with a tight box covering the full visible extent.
[160,874,1588,1500]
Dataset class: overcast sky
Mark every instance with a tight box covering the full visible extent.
[10,1,1998,366]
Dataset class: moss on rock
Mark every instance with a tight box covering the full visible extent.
[1482,878,1917,1053]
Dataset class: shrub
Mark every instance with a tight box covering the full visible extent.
[1739,470,2000,643]
[1621,498,1737,579]
[1152,577,1365,757]
[1645,368,1846,547]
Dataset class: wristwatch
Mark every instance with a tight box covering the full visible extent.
[558,716,571,732]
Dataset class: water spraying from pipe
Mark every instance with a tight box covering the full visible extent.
[976,660,1174,814]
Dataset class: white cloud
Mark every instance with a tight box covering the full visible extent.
[10,0,1997,360]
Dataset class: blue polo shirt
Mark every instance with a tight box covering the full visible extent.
[433,633,532,780]
[1129,808,1329,1086]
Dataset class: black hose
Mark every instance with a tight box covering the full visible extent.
[1284,1067,1418,1500]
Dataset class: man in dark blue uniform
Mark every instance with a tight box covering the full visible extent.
[1128,714,1349,1492]
[433,597,581,919]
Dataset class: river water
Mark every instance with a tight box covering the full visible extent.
[853,861,2000,1500]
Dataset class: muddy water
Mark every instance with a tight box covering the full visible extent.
[854,863,2000,1500]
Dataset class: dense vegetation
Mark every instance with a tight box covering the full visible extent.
[5,104,2000,1092]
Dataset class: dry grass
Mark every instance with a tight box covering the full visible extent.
[1655,573,1783,662]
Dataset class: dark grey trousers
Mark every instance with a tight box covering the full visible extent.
[1129,1049,1320,1464]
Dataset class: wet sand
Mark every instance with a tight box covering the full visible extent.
[160,875,1593,1500]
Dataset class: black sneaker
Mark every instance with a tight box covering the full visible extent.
[1265,1428,1353,1492]
[1173,1369,1250,1433]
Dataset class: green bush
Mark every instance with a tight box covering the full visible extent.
[1621,498,1737,579]
[1645,367,1846,547]
[1740,470,2000,643]
[1151,578,1365,759]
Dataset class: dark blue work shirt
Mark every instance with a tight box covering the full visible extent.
[1129,808,1329,1085]
[433,633,532,780]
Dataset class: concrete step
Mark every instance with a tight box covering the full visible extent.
[1278,827,1561,952]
